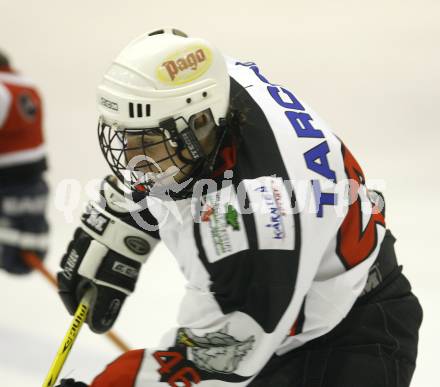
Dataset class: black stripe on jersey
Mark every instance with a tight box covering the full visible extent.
[194,221,303,333]
[228,78,299,252]
[197,370,250,383]
[193,77,302,334]
[235,186,258,251]
[283,179,298,251]
[228,75,301,253]
[194,221,208,267]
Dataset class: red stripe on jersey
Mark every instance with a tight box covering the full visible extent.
[0,81,44,154]
[91,349,145,387]
[289,319,299,336]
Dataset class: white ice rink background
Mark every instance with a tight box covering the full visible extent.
[1,1,439,386]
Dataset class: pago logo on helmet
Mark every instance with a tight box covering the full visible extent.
[156,45,213,85]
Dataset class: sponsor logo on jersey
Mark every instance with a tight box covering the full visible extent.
[201,205,214,222]
[255,181,286,240]
[244,177,295,250]
[100,96,118,111]
[202,192,233,256]
[124,236,150,255]
[202,202,240,230]
[200,186,249,262]
[156,45,212,85]
[225,204,240,231]
[175,324,255,374]
[82,206,110,235]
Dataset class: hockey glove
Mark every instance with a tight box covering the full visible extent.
[0,176,48,274]
[56,379,88,387]
[57,176,160,333]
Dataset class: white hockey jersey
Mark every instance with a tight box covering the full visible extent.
[90,58,386,387]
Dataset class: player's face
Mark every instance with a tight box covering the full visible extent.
[124,131,189,183]
[124,114,216,184]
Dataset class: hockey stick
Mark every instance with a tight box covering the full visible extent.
[22,251,130,352]
[43,291,91,387]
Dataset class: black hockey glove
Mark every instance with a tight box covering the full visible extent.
[57,176,160,333]
[56,379,88,387]
[0,176,48,274]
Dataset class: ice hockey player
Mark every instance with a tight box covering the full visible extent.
[0,49,48,274]
[56,29,422,386]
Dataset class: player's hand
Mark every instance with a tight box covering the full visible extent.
[0,177,48,274]
[57,176,159,333]
[56,378,88,387]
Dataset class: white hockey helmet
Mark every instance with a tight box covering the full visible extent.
[97,28,230,197]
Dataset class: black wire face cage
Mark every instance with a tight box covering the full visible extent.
[98,115,215,199]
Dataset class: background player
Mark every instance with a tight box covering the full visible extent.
[0,49,49,274]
